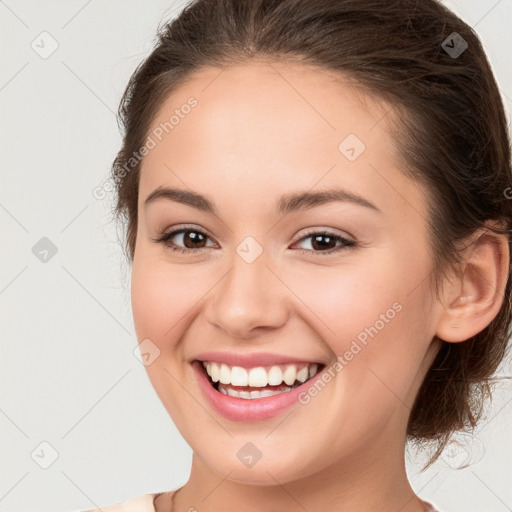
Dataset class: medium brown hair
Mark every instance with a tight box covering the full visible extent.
[110,0,512,469]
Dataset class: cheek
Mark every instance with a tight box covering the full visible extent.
[131,263,168,341]
[131,256,204,344]
[284,260,402,344]
[285,261,428,388]
[130,257,203,417]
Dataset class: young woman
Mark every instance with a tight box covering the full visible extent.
[84,0,512,510]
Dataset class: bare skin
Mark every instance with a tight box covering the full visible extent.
[130,59,509,512]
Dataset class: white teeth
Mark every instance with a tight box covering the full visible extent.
[259,388,281,397]
[208,362,219,382]
[231,366,248,386]
[221,386,295,399]
[248,367,267,387]
[296,366,309,383]
[282,364,297,385]
[219,364,231,384]
[226,387,237,397]
[202,361,321,389]
[268,366,283,385]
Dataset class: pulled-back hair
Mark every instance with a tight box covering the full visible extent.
[110,0,512,469]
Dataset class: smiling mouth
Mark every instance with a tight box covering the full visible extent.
[198,360,325,399]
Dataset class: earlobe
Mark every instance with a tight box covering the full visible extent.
[435,224,510,343]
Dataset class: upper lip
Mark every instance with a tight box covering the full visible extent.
[193,351,325,368]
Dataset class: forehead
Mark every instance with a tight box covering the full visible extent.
[139,60,428,223]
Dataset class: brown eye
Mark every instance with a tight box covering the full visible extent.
[309,233,338,251]
[180,230,208,249]
[293,230,358,256]
[153,227,217,253]
[153,227,358,256]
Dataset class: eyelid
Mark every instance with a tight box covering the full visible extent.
[292,226,355,244]
[167,223,218,244]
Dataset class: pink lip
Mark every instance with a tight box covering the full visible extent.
[192,360,325,422]
[192,351,323,368]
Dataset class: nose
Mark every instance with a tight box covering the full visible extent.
[206,248,290,340]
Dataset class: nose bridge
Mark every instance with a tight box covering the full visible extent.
[207,238,289,338]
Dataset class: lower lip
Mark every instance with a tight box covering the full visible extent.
[192,361,322,422]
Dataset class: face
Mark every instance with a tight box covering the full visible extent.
[131,60,443,484]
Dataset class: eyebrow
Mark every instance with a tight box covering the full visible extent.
[143,186,381,214]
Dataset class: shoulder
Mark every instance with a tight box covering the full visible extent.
[79,492,160,512]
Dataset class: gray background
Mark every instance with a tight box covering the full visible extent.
[1,1,511,511]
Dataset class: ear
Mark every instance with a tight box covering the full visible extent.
[435,221,510,343]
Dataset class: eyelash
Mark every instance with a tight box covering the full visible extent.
[152,225,359,256]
